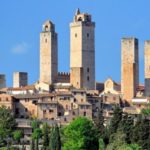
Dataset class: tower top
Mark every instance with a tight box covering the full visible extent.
[42,20,55,32]
[75,8,80,15]
[73,9,92,22]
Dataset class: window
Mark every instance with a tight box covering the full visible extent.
[87,68,89,73]
[83,112,86,116]
[78,17,82,21]
[75,33,77,37]
[6,98,9,101]
[64,117,67,122]
[81,99,83,102]
[45,39,47,43]
[87,76,90,81]
[87,33,89,37]
[43,110,46,114]
[49,109,54,113]
[25,108,28,112]
[72,111,75,115]
[66,105,68,110]
[45,25,48,31]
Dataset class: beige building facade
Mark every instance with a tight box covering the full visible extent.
[121,38,139,103]
[144,41,150,96]
[70,9,95,90]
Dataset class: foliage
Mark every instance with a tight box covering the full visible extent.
[119,113,134,144]
[31,119,40,130]
[132,115,150,149]
[94,108,105,137]
[49,124,61,150]
[0,106,16,140]
[108,106,122,135]
[13,130,23,143]
[99,138,105,150]
[141,103,150,116]
[62,117,99,150]
[30,139,35,150]
[42,123,50,150]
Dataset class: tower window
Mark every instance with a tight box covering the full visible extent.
[75,34,77,37]
[45,25,48,31]
[87,33,89,38]
[87,76,90,81]
[87,68,89,73]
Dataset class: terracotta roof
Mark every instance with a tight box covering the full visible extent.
[56,91,72,96]
[14,93,56,99]
[8,85,35,91]
[136,85,145,91]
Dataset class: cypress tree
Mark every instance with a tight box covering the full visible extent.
[42,123,50,150]
[30,139,35,150]
[94,108,105,137]
[49,124,61,150]
[109,106,122,135]
[119,113,134,144]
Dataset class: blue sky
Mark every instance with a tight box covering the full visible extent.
[0,0,150,86]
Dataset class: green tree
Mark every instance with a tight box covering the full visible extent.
[30,139,35,150]
[0,106,16,146]
[49,124,61,150]
[62,117,99,150]
[94,108,105,137]
[42,123,50,150]
[99,138,105,150]
[109,106,122,135]
[31,119,40,130]
[119,113,134,144]
[132,115,150,149]
[32,128,42,150]
[106,131,126,150]
[13,130,23,144]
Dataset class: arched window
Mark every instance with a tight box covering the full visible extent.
[87,68,90,73]
[78,17,82,21]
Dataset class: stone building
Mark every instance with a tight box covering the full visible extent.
[70,9,95,90]
[121,38,139,103]
[13,72,28,88]
[0,74,6,89]
[40,20,58,84]
[144,41,150,96]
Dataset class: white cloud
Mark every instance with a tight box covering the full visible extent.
[11,42,29,54]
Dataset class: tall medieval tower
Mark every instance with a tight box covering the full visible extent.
[40,20,58,84]
[121,38,139,102]
[70,9,95,90]
[144,41,150,96]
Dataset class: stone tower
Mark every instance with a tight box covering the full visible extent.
[13,72,28,87]
[144,41,150,96]
[0,74,6,89]
[70,9,95,90]
[40,20,58,84]
[121,38,139,102]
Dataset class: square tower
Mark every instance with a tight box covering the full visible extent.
[13,72,28,87]
[70,9,95,90]
[121,38,139,103]
[0,74,6,89]
[40,20,58,84]
[144,41,150,96]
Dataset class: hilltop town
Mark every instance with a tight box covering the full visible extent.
[0,9,149,145]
